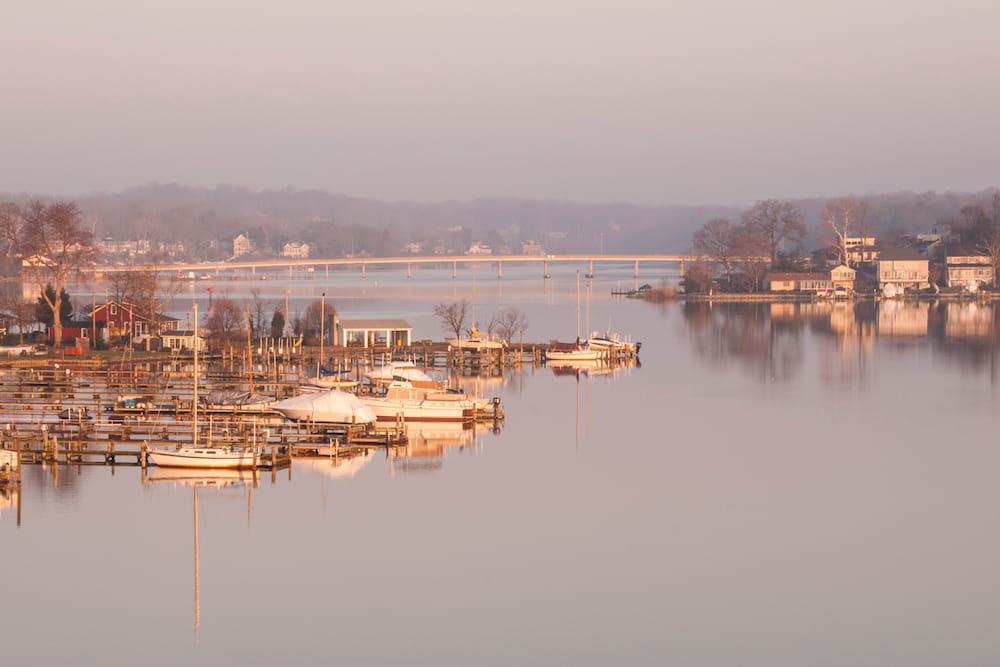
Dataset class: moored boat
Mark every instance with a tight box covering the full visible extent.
[359,379,476,423]
[147,445,260,470]
[271,389,377,424]
[545,341,601,362]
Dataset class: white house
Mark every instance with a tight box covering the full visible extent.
[281,242,310,259]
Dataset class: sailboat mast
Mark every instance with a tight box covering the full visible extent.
[193,302,198,448]
[576,270,581,342]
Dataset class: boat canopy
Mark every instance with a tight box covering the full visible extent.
[271,389,377,424]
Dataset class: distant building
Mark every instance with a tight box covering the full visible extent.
[521,240,543,255]
[830,264,856,292]
[876,248,929,290]
[844,236,878,264]
[765,272,833,293]
[404,242,424,254]
[281,242,310,259]
[101,238,151,258]
[160,330,206,353]
[945,250,994,288]
[467,242,492,255]
[233,233,252,258]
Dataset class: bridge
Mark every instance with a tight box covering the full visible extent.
[83,254,719,280]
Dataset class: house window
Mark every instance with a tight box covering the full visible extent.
[110,305,117,316]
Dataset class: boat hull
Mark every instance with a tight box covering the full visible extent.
[361,396,475,422]
[147,447,260,469]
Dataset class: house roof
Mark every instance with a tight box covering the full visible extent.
[878,247,926,261]
[339,319,412,330]
[161,330,204,337]
[767,273,829,281]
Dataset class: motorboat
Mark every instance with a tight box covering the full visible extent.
[271,389,377,425]
[358,379,476,423]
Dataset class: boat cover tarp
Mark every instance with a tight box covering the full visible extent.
[204,390,270,406]
[271,390,376,424]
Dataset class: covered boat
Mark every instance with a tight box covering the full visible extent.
[358,379,476,423]
[271,389,377,425]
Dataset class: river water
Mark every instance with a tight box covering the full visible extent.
[4,264,1000,666]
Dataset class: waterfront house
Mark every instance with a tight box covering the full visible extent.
[945,249,993,288]
[90,301,179,345]
[830,264,857,293]
[160,329,206,353]
[765,272,833,293]
[876,248,929,291]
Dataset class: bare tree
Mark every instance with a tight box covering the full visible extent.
[202,296,245,341]
[434,300,470,340]
[495,307,528,343]
[115,263,183,349]
[731,227,771,292]
[0,283,36,344]
[742,199,806,266]
[821,197,873,267]
[0,200,98,344]
[247,287,270,338]
[693,218,738,285]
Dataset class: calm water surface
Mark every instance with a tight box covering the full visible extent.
[5,265,1000,666]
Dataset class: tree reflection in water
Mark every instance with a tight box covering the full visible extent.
[679,299,1000,386]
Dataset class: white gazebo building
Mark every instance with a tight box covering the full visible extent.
[339,319,412,348]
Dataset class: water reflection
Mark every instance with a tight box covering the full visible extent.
[679,300,1000,385]
[144,468,259,640]
[390,422,496,474]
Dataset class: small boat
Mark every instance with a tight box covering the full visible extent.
[302,367,359,390]
[358,378,476,423]
[147,445,260,470]
[271,389,377,425]
[545,342,601,362]
[202,390,277,414]
[58,406,93,421]
[446,335,506,351]
[147,303,261,470]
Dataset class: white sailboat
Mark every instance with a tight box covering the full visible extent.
[147,303,261,470]
[546,271,602,362]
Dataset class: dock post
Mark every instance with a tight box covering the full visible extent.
[452,261,457,279]
[497,260,503,279]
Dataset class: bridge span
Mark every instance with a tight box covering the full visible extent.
[84,254,710,280]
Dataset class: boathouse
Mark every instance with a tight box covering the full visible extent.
[339,319,412,348]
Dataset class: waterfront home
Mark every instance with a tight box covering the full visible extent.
[765,272,833,293]
[830,264,857,293]
[90,301,179,346]
[945,250,993,288]
[876,248,929,291]
[160,329,206,353]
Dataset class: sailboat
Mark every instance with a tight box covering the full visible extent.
[445,273,506,350]
[147,303,261,470]
[546,271,602,362]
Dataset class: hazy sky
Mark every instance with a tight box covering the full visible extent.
[2,1,999,205]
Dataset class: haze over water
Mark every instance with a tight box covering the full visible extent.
[5,265,1000,666]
